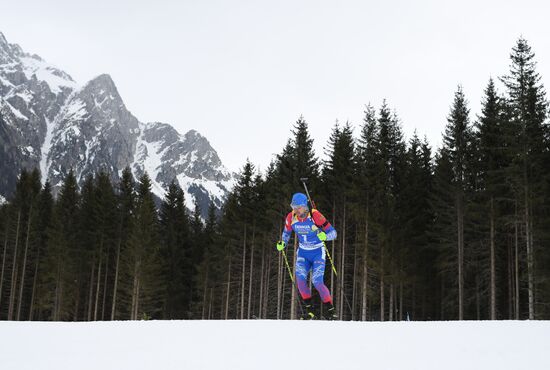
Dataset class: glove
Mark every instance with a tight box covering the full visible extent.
[276,241,286,251]
[317,231,327,241]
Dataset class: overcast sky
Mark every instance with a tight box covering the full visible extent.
[1,0,549,173]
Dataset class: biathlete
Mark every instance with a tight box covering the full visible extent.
[276,192,337,320]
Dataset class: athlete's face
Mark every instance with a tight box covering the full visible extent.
[292,205,308,217]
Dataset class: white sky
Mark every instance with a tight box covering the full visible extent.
[1,0,549,173]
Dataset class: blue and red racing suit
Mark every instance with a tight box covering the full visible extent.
[281,209,337,303]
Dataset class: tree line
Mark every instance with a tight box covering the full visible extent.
[0,37,548,321]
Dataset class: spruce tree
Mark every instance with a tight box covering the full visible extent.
[440,86,474,320]
[111,167,136,320]
[501,38,549,319]
[127,173,164,319]
[355,104,380,321]
[159,181,191,318]
[41,169,80,320]
[475,78,509,319]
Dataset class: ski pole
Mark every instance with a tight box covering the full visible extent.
[282,249,295,284]
[279,240,304,318]
[323,242,338,277]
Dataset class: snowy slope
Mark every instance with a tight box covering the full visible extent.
[1,320,549,370]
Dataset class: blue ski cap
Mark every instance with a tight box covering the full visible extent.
[290,193,308,209]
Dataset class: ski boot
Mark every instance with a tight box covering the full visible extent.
[322,302,337,320]
[300,299,317,320]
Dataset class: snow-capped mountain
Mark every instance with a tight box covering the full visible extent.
[0,31,234,214]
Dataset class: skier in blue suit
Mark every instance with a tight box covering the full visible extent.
[276,192,337,319]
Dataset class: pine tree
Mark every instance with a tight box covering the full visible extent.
[127,173,164,319]
[78,174,97,321]
[323,120,356,319]
[40,169,80,320]
[291,116,320,190]
[400,133,436,320]
[159,181,191,318]
[475,78,508,319]
[93,171,118,320]
[372,101,407,321]
[440,86,474,320]
[30,181,54,320]
[111,167,136,320]
[355,104,380,321]
[501,38,549,319]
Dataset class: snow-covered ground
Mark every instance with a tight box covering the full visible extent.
[1,320,549,370]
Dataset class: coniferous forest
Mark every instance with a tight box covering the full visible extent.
[1,38,549,321]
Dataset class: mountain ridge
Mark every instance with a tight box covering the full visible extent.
[0,31,234,215]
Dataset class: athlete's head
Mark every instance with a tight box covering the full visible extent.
[290,193,309,217]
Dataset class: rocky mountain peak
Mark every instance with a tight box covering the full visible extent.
[0,32,8,48]
[0,31,235,216]
[83,74,117,94]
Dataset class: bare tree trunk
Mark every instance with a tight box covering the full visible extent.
[101,252,109,320]
[264,252,271,319]
[8,211,21,320]
[29,248,40,321]
[240,225,246,320]
[440,274,444,320]
[130,259,139,320]
[247,225,255,319]
[525,190,534,320]
[389,283,394,321]
[476,273,481,320]
[208,288,213,319]
[17,205,33,320]
[514,207,520,320]
[225,254,231,320]
[330,202,336,301]
[54,259,63,321]
[339,203,346,320]
[201,267,209,320]
[290,238,297,320]
[94,242,103,321]
[111,239,121,321]
[276,250,281,319]
[73,282,80,322]
[361,207,369,321]
[0,222,9,310]
[134,275,141,319]
[56,268,64,321]
[506,238,515,320]
[281,256,287,319]
[87,262,95,321]
[380,242,385,322]
[351,243,358,321]
[457,193,464,321]
[399,280,403,321]
[490,197,496,320]
[258,242,265,319]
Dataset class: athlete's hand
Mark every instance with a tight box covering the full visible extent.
[317,231,327,241]
[276,241,286,251]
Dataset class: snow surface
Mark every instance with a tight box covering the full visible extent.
[132,122,168,197]
[5,100,28,121]
[0,320,548,370]
[177,173,233,206]
[0,74,14,87]
[62,98,87,122]
[39,117,54,183]
[19,56,77,94]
